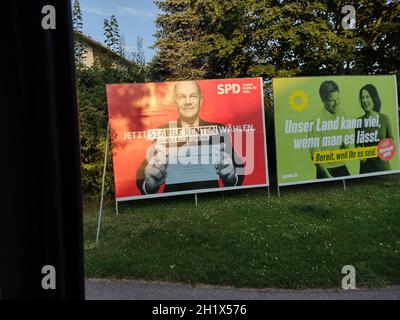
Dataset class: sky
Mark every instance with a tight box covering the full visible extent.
[74,0,160,62]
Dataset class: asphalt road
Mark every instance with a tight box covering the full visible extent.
[85,279,400,300]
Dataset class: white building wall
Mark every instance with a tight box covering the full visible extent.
[82,45,94,68]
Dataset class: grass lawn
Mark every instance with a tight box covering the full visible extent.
[83,174,400,289]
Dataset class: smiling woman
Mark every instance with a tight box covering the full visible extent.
[355,84,394,174]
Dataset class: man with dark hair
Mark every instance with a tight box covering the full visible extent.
[136,80,244,194]
[319,81,339,109]
[309,80,352,179]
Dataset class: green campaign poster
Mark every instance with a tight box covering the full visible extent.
[273,75,400,186]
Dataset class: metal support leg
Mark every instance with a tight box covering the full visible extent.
[96,124,109,242]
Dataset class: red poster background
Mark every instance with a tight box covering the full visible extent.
[106,78,268,200]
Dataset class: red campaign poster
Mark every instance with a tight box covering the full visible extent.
[106,78,269,201]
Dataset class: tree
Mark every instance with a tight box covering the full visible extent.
[119,34,127,58]
[150,0,400,81]
[131,37,146,67]
[150,0,400,175]
[72,0,86,65]
[104,15,125,56]
[103,17,114,50]
[149,0,207,80]
[72,0,83,31]
[77,56,146,198]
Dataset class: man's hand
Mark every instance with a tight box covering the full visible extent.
[144,145,168,193]
[214,143,237,186]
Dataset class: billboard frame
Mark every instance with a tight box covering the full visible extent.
[272,74,400,188]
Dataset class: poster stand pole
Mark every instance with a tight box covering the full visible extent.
[96,123,110,242]
[277,185,281,197]
[115,199,119,215]
[195,193,198,206]
[267,186,270,198]
[342,179,347,191]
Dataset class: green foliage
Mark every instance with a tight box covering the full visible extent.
[130,37,146,67]
[72,0,86,65]
[150,0,399,176]
[103,15,125,56]
[72,0,83,31]
[77,56,146,199]
[150,0,399,81]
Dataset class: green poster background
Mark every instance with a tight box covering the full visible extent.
[273,75,400,186]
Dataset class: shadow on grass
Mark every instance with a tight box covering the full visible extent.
[83,174,400,288]
[84,174,399,217]
[292,204,334,219]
